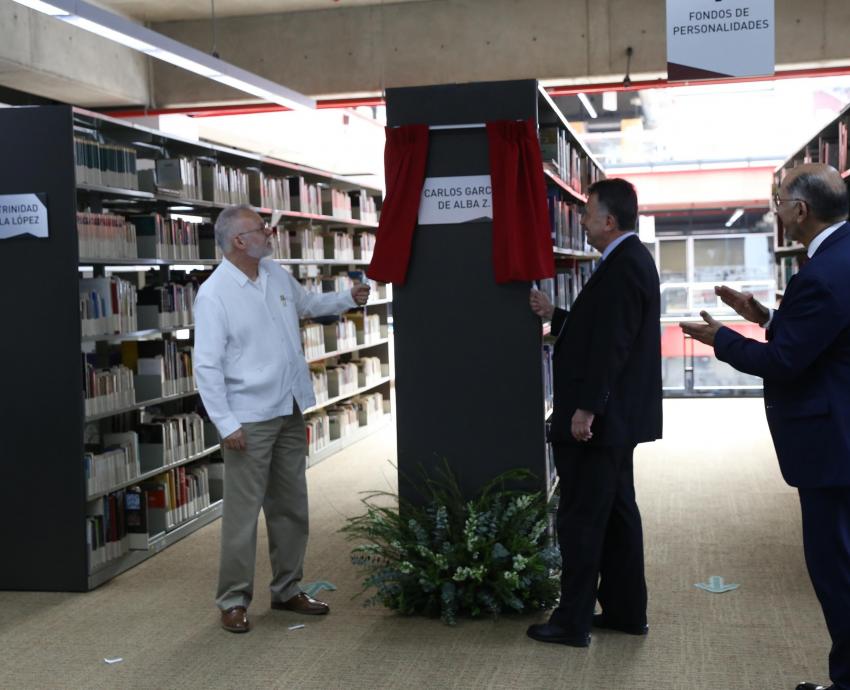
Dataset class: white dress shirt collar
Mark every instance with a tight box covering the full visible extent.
[601,231,637,262]
[221,256,267,290]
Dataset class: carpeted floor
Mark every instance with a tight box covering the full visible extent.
[0,398,831,689]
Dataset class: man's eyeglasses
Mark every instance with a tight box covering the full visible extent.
[772,194,805,210]
[236,223,273,238]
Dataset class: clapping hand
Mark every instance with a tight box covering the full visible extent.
[679,311,723,346]
[351,284,371,306]
[714,285,770,325]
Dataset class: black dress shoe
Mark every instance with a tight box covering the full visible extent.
[795,683,833,690]
[593,614,649,636]
[526,622,591,647]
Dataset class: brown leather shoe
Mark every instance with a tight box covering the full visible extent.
[271,592,329,615]
[220,606,250,633]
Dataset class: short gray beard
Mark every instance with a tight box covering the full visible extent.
[245,243,273,259]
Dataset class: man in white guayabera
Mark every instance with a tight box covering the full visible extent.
[193,205,369,633]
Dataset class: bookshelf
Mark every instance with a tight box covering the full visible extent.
[773,101,850,294]
[0,105,391,592]
[385,80,602,506]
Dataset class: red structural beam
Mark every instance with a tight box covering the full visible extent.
[102,64,850,119]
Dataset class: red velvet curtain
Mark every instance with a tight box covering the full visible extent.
[366,124,429,285]
[486,119,554,283]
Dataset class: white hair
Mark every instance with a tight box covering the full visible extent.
[214,204,255,252]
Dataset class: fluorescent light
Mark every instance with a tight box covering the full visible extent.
[145,48,221,78]
[725,209,745,227]
[602,91,617,111]
[577,93,598,119]
[60,16,157,52]
[211,75,290,103]
[10,0,315,111]
[12,0,68,15]
[167,205,195,211]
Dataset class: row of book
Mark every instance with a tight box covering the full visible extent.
[539,127,602,194]
[306,411,332,455]
[310,356,384,403]
[251,169,291,211]
[75,136,139,190]
[87,464,214,573]
[325,231,356,261]
[311,362,359,404]
[82,360,135,416]
[537,265,594,312]
[353,191,379,225]
[78,208,379,267]
[326,392,389,441]
[796,122,849,175]
[121,340,194,399]
[140,157,251,206]
[80,276,138,337]
[75,138,381,222]
[548,192,588,252]
[137,281,197,331]
[304,391,389,455]
[78,212,138,260]
[133,214,201,261]
[84,413,208,497]
[139,158,203,200]
[302,320,361,359]
[349,313,385,344]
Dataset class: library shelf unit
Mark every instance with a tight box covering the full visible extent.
[0,105,391,592]
[385,79,602,507]
[773,100,850,296]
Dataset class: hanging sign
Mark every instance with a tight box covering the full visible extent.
[418,175,493,225]
[666,0,774,81]
[0,193,49,239]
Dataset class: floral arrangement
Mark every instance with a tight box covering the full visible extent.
[342,465,560,625]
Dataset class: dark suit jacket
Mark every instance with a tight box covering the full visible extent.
[715,222,850,488]
[549,235,663,447]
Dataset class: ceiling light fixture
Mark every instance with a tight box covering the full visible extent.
[13,0,68,14]
[725,208,745,227]
[12,0,315,111]
[602,91,617,112]
[577,92,598,119]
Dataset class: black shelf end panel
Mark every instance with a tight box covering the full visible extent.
[0,105,88,591]
[386,79,539,128]
[387,84,545,507]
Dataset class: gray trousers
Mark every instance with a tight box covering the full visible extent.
[216,408,309,610]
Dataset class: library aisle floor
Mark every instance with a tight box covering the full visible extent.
[0,398,830,689]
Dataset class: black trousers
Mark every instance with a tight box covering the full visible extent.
[798,487,850,690]
[549,443,648,633]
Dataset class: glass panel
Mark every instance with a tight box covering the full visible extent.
[692,287,718,311]
[662,320,765,392]
[693,237,745,281]
[660,286,688,315]
[659,240,686,281]
[693,235,773,282]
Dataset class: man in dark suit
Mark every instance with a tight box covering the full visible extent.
[681,163,850,690]
[527,178,663,648]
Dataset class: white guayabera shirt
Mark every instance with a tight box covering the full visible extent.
[193,257,355,438]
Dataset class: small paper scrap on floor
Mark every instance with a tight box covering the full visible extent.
[288,624,305,631]
[694,575,739,593]
[103,658,123,664]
